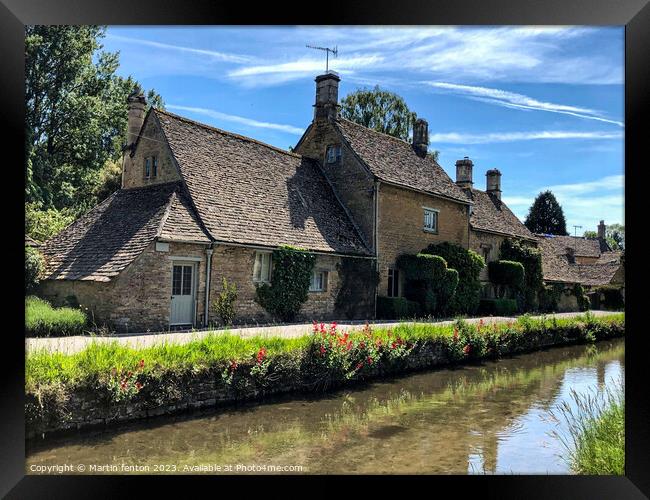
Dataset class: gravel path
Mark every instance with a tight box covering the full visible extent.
[26,311,615,355]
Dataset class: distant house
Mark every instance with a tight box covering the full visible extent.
[37,72,622,331]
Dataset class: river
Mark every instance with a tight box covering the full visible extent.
[26,338,624,474]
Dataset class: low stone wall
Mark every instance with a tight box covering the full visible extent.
[26,320,624,439]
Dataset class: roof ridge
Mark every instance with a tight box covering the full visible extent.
[337,117,414,147]
[154,108,303,159]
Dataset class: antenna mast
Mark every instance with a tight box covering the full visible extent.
[306,45,338,72]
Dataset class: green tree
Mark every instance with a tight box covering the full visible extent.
[25,25,163,212]
[524,191,568,235]
[340,86,439,161]
[584,224,624,250]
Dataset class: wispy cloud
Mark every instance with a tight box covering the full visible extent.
[106,34,252,63]
[545,174,624,196]
[425,82,624,127]
[167,105,304,135]
[429,130,623,144]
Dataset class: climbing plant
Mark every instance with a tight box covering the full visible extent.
[255,245,316,322]
[488,260,525,299]
[420,242,484,315]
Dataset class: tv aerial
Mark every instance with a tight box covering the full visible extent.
[306,45,338,72]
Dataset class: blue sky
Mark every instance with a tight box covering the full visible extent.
[103,26,624,233]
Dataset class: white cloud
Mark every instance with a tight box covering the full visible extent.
[106,34,252,63]
[429,130,623,144]
[425,82,623,127]
[545,175,624,196]
[167,105,304,135]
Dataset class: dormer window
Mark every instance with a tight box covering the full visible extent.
[326,144,342,164]
[423,207,439,233]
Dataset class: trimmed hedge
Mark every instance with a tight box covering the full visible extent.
[26,296,87,337]
[376,296,420,320]
[594,286,624,311]
[499,239,543,311]
[421,242,484,316]
[488,260,525,288]
[479,298,518,316]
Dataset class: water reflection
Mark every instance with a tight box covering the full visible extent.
[26,339,624,474]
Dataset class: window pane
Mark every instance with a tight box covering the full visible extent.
[261,254,269,281]
[144,158,151,177]
[387,269,394,297]
[182,266,192,295]
[153,157,158,177]
[394,269,399,297]
[172,266,182,295]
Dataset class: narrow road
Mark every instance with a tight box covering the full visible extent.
[26,311,616,355]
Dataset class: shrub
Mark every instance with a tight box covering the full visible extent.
[488,260,525,299]
[573,283,590,312]
[594,286,624,311]
[213,277,238,326]
[421,242,484,315]
[479,298,518,316]
[396,253,458,316]
[499,239,543,311]
[255,245,316,322]
[25,202,77,242]
[376,297,420,320]
[25,246,45,295]
[25,296,87,337]
[538,283,564,312]
[335,258,379,320]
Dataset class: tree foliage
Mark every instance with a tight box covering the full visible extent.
[25,202,77,242]
[499,239,544,311]
[524,190,568,235]
[25,246,45,295]
[25,25,163,214]
[584,224,625,250]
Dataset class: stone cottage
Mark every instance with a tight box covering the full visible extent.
[37,71,617,331]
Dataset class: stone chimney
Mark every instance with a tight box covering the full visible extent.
[486,168,502,200]
[455,157,474,189]
[412,119,429,158]
[598,220,606,240]
[314,72,340,121]
[126,88,147,151]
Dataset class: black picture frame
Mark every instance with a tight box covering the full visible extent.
[2,1,647,497]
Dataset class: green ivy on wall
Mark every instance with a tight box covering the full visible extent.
[255,245,316,323]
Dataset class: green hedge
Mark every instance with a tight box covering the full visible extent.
[376,296,420,320]
[499,239,543,311]
[396,253,458,315]
[479,298,518,316]
[594,286,624,311]
[420,242,484,315]
[25,246,44,295]
[26,296,87,337]
[488,260,525,288]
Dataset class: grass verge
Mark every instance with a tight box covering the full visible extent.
[25,296,87,337]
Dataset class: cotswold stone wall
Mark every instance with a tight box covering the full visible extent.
[377,183,469,297]
[469,230,506,282]
[207,246,345,325]
[295,121,376,251]
[122,113,181,190]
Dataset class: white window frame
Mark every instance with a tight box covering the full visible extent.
[423,207,439,234]
[253,251,272,283]
[309,269,328,292]
[326,144,342,164]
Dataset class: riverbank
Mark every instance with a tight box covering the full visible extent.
[26,312,624,439]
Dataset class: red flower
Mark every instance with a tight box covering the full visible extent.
[463,345,471,355]
[356,362,364,370]
[453,328,459,341]
[138,359,145,369]
[367,356,373,365]
[346,341,352,351]
[229,360,238,372]
[320,345,326,356]
[135,382,143,391]
[256,347,267,364]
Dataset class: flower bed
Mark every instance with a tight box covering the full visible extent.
[25,313,624,438]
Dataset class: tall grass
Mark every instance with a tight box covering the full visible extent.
[551,378,625,475]
[25,296,87,337]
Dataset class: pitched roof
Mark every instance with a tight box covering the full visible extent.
[334,118,469,204]
[41,182,208,282]
[155,109,371,256]
[466,188,535,239]
[538,234,603,257]
[535,235,622,286]
[596,250,622,265]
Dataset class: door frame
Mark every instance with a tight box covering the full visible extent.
[169,260,198,327]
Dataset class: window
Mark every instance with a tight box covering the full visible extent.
[481,245,491,262]
[423,207,439,233]
[144,157,151,179]
[309,270,328,292]
[326,144,342,163]
[172,265,193,295]
[253,251,272,282]
[387,268,399,297]
[152,156,158,178]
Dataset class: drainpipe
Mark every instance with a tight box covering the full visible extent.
[204,245,214,327]
[373,180,380,319]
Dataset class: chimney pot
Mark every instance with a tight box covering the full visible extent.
[598,220,606,240]
[314,72,340,121]
[455,157,474,188]
[412,119,429,157]
[486,168,502,200]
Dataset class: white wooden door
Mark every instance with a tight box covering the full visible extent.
[170,262,195,326]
